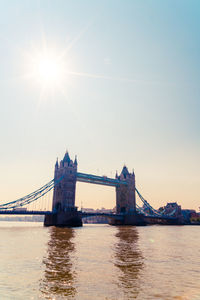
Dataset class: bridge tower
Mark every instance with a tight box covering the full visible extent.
[116,166,136,214]
[52,152,77,211]
[44,151,82,227]
[113,166,145,225]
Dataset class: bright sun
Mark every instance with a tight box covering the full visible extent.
[27,47,66,91]
[37,55,62,84]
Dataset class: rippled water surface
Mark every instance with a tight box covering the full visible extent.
[0,222,200,299]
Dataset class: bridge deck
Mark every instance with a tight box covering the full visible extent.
[81,212,123,219]
[0,210,51,215]
[0,210,123,218]
[0,210,177,220]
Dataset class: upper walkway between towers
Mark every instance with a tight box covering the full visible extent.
[76,172,128,187]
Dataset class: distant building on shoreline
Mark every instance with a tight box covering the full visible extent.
[158,202,200,225]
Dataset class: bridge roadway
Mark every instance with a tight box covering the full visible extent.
[0,210,52,215]
[0,210,177,221]
[0,210,122,218]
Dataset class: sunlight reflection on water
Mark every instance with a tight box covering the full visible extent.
[0,222,200,299]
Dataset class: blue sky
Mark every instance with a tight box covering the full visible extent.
[0,0,199,210]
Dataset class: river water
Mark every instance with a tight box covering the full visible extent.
[0,222,200,300]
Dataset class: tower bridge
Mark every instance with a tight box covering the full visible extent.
[0,151,180,226]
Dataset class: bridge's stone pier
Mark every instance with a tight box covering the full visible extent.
[44,151,145,227]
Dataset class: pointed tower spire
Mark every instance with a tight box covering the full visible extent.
[120,165,129,179]
[55,157,58,169]
[74,155,78,165]
[63,150,71,164]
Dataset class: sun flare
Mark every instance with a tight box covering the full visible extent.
[25,45,69,94]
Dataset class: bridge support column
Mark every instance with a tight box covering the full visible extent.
[44,151,82,227]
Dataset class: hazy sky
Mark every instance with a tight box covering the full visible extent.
[0,0,199,210]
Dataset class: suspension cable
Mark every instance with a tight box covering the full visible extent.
[0,176,63,210]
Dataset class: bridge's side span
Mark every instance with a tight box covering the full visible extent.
[135,188,179,220]
[0,176,63,211]
[77,172,127,187]
[0,210,52,215]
